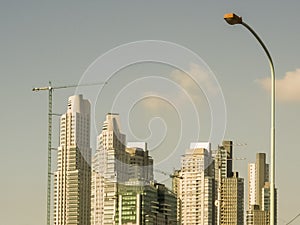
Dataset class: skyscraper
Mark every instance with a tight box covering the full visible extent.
[91,114,158,225]
[249,153,268,208]
[116,182,177,225]
[214,140,245,225]
[220,172,244,224]
[116,184,158,225]
[214,140,233,181]
[246,205,268,225]
[126,142,154,184]
[246,152,277,225]
[53,95,91,225]
[91,143,104,225]
[91,113,128,225]
[261,182,278,225]
[178,142,215,225]
[155,183,178,225]
[248,163,257,206]
[172,169,182,223]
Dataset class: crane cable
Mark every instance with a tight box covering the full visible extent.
[286,212,300,225]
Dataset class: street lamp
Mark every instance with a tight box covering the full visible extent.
[224,13,276,225]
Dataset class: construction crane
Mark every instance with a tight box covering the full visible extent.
[154,169,183,179]
[32,81,106,225]
[225,142,247,172]
[233,143,247,147]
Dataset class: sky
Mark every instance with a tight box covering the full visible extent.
[1,1,300,224]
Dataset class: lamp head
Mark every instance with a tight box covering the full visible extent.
[224,13,242,25]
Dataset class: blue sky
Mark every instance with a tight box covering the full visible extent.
[1,1,300,224]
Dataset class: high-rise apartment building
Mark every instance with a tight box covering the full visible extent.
[91,114,158,225]
[246,205,268,225]
[91,143,104,225]
[178,142,215,225]
[172,169,182,223]
[246,152,277,225]
[214,140,233,181]
[248,153,268,207]
[214,140,245,225]
[126,142,153,184]
[156,183,178,225]
[116,184,158,225]
[262,182,270,212]
[116,182,177,225]
[91,113,128,225]
[248,163,257,206]
[220,172,244,225]
[261,182,278,225]
[248,153,270,208]
[53,95,91,225]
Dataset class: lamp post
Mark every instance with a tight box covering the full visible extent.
[224,13,276,225]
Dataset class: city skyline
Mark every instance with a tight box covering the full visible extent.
[54,98,249,225]
[54,96,269,224]
[1,1,300,225]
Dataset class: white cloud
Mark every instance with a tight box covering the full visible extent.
[140,95,167,111]
[141,63,217,111]
[170,63,218,97]
[258,69,300,102]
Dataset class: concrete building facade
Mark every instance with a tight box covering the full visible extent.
[220,172,244,225]
[214,140,233,182]
[91,113,128,225]
[53,95,91,225]
[246,205,268,225]
[91,114,162,225]
[178,143,215,225]
[116,182,177,225]
[214,140,246,225]
[126,142,154,183]
[246,152,276,225]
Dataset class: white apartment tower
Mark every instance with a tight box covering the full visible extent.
[178,142,215,225]
[91,144,104,225]
[91,113,128,225]
[248,163,257,206]
[53,95,91,225]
